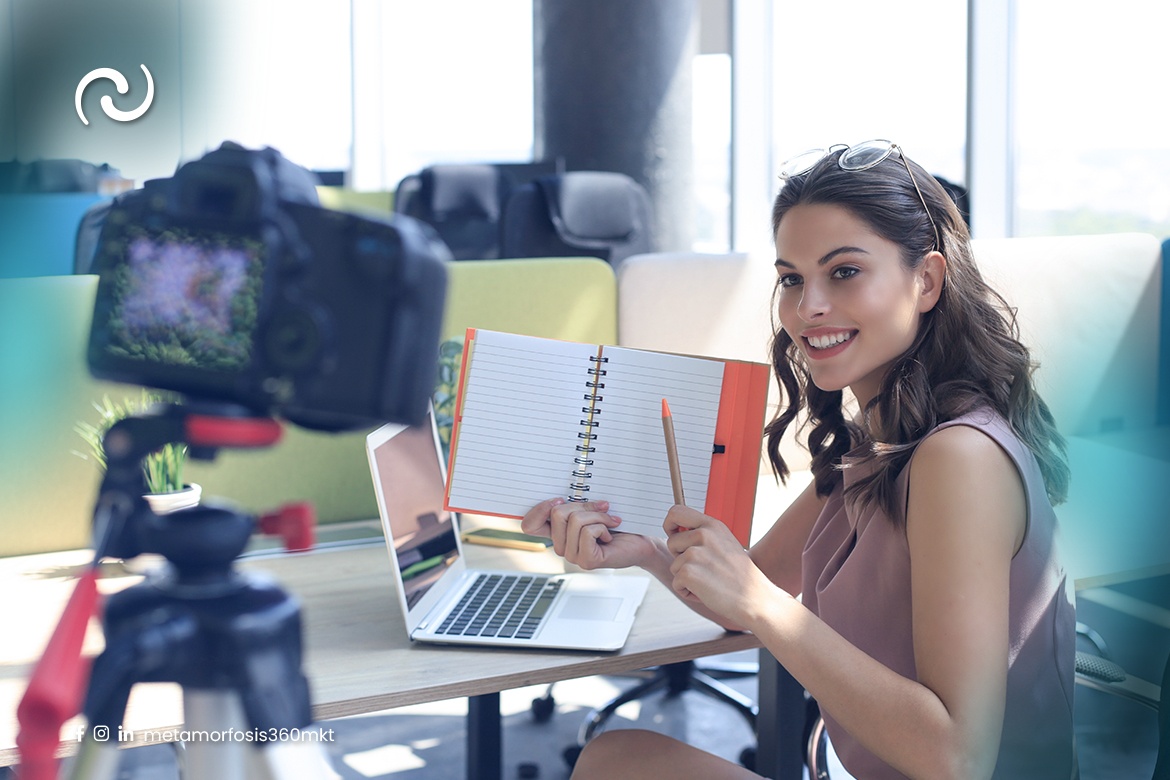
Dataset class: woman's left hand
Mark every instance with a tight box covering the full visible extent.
[664,505,785,629]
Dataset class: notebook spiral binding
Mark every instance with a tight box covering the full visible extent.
[568,354,609,502]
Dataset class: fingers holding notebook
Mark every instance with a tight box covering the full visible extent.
[519,496,569,540]
[522,497,659,571]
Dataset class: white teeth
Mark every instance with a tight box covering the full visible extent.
[807,331,852,350]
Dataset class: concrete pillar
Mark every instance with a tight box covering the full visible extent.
[533,0,698,252]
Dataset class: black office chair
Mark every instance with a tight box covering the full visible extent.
[805,648,1169,779]
[393,163,511,261]
[393,160,562,261]
[932,174,970,228]
[1074,645,1168,779]
[541,655,761,769]
[499,170,655,273]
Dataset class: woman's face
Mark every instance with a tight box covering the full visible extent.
[774,203,943,409]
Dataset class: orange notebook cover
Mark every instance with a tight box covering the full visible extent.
[444,328,769,545]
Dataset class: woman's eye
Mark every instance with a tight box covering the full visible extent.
[778,273,802,288]
[832,266,859,280]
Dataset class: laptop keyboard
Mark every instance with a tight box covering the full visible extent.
[436,574,564,640]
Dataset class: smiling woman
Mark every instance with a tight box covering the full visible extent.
[756,144,1075,778]
[522,142,1077,780]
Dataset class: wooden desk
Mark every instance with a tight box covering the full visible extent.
[0,536,762,778]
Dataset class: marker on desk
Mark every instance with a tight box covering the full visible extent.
[661,398,686,506]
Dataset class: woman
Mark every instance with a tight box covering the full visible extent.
[521,141,1076,779]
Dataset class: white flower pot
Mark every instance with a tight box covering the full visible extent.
[143,483,202,515]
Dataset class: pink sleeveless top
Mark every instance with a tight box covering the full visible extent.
[800,408,1076,779]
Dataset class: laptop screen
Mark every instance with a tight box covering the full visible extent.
[369,412,461,613]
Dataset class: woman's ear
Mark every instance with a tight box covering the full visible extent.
[917,251,947,313]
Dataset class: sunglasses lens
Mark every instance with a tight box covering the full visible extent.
[778,149,827,180]
[838,140,895,171]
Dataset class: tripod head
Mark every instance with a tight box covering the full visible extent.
[94,400,287,569]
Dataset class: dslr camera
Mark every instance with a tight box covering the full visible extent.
[87,143,449,431]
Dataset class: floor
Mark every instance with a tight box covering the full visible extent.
[8,577,1167,780]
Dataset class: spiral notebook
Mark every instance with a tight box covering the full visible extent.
[443,329,770,543]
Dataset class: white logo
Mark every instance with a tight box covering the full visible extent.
[75,64,155,125]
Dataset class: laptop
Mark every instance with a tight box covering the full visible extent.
[365,406,649,651]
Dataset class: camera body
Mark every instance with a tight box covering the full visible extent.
[87,144,449,431]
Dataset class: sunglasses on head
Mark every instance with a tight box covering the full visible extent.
[778,139,941,252]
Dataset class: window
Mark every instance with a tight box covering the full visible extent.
[769,0,968,188]
[694,52,732,251]
[351,0,534,191]
[179,0,353,179]
[1013,0,1170,237]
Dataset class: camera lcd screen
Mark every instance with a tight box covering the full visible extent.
[96,227,265,373]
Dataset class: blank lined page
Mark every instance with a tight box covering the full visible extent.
[586,346,724,536]
[446,330,600,516]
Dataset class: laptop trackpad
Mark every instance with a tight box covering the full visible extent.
[559,595,622,621]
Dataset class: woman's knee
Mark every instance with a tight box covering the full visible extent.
[572,729,676,777]
[572,729,761,780]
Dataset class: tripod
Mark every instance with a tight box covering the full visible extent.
[19,402,337,780]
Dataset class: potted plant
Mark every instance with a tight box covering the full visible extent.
[75,390,199,514]
[432,336,465,459]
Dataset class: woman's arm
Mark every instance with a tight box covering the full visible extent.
[669,425,1025,780]
[520,476,826,630]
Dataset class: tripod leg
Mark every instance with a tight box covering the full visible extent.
[67,610,182,780]
[182,690,340,780]
[260,740,341,780]
[221,580,339,780]
[64,738,121,780]
[182,690,257,780]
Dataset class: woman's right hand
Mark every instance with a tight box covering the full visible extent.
[520,498,661,571]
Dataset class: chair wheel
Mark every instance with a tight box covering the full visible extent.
[562,745,582,768]
[739,746,756,771]
[531,694,556,723]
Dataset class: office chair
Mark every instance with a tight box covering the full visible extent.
[393,160,562,260]
[393,163,510,261]
[932,174,969,228]
[804,648,1169,779]
[499,171,655,273]
[544,656,761,769]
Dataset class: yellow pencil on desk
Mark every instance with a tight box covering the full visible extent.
[661,398,686,506]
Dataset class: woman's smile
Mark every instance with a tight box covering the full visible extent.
[801,327,858,358]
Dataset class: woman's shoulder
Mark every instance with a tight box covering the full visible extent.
[924,407,1022,459]
[903,407,1028,502]
[912,413,1018,479]
[906,410,1029,549]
